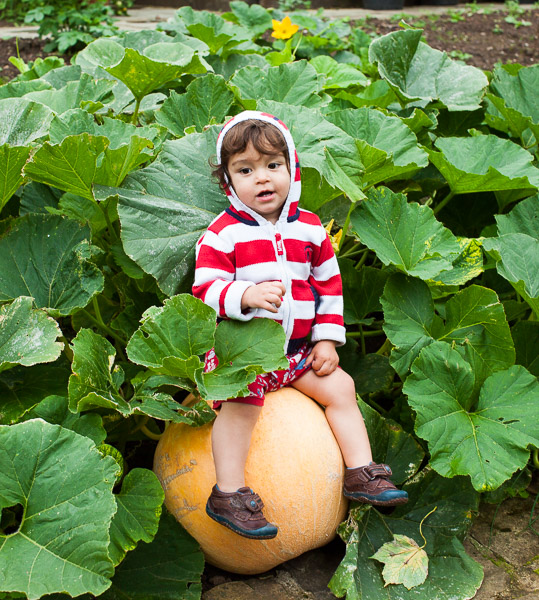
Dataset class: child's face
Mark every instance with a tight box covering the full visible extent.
[227,142,290,224]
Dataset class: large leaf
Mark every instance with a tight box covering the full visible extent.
[25,394,106,445]
[0,214,104,315]
[486,64,539,142]
[99,511,203,600]
[310,55,369,90]
[95,127,227,296]
[0,297,62,374]
[382,274,515,383]
[171,6,251,57]
[368,29,488,111]
[200,318,289,400]
[428,135,539,196]
[155,73,234,136]
[512,321,539,377]
[24,73,116,114]
[0,98,53,146]
[68,329,130,415]
[350,187,460,280]
[24,133,152,200]
[126,294,216,381]
[106,42,210,102]
[330,469,482,600]
[0,419,118,599]
[327,108,428,187]
[483,233,539,318]
[403,342,539,491]
[0,145,30,211]
[0,360,70,425]
[339,261,389,325]
[226,0,273,38]
[495,194,539,240]
[230,60,326,109]
[108,469,164,566]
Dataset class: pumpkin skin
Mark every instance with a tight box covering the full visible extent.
[153,387,348,574]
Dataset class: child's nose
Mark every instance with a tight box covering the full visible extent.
[255,168,270,182]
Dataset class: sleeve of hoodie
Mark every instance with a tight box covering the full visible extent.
[192,228,256,321]
[308,229,346,346]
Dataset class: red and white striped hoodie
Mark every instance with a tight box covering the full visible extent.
[193,111,346,353]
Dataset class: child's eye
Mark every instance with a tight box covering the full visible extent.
[268,162,281,170]
[239,167,252,175]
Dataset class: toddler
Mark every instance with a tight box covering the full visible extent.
[193,111,407,540]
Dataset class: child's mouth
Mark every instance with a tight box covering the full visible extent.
[257,190,274,199]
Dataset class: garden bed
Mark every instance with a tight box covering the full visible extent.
[1,5,538,81]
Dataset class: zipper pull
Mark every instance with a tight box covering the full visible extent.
[275,232,284,255]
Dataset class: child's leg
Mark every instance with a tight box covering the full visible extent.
[211,401,261,491]
[291,368,408,506]
[207,400,279,539]
[290,368,372,468]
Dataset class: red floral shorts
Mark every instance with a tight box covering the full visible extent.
[205,343,313,408]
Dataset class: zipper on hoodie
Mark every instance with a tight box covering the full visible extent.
[273,224,293,346]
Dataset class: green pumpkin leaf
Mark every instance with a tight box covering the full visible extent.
[0,144,31,212]
[0,360,70,425]
[327,108,428,187]
[431,237,484,286]
[428,135,539,196]
[126,294,216,380]
[95,127,227,296]
[339,261,389,325]
[404,342,539,491]
[68,329,130,415]
[310,55,369,90]
[25,73,116,114]
[155,73,234,136]
[172,6,251,57]
[0,97,53,145]
[99,511,203,600]
[382,275,514,383]
[350,187,460,280]
[483,233,539,318]
[330,469,482,600]
[512,321,539,377]
[371,533,429,590]
[495,194,539,240]
[106,43,209,102]
[24,133,108,200]
[230,60,326,109]
[0,79,52,100]
[369,29,488,111]
[0,297,62,374]
[108,469,164,566]
[200,318,289,401]
[25,394,106,444]
[0,214,104,315]
[227,0,272,37]
[0,419,118,598]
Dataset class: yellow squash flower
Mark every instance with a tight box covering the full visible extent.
[271,16,299,40]
[324,219,343,253]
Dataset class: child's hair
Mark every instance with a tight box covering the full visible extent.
[212,119,290,189]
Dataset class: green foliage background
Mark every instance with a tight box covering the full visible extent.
[1,3,538,598]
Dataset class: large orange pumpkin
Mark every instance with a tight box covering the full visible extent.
[153,387,348,574]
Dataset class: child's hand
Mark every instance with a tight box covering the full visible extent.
[306,340,339,376]
[241,281,286,313]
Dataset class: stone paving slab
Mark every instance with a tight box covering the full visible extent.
[0,3,516,39]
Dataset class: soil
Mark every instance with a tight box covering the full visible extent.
[1,6,539,82]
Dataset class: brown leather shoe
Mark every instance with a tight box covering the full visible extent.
[343,463,408,506]
[206,485,278,539]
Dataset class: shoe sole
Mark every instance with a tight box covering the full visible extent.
[206,505,278,540]
[343,492,409,507]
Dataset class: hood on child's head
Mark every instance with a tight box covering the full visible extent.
[216,110,302,225]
